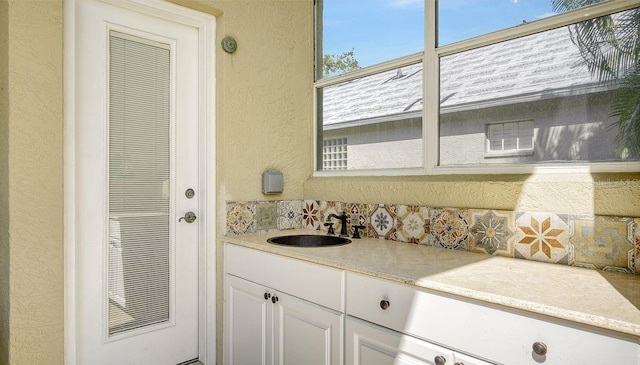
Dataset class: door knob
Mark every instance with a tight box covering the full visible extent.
[179,211,197,223]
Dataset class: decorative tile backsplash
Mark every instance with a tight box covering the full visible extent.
[226,199,639,275]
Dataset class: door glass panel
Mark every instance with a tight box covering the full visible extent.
[108,32,171,335]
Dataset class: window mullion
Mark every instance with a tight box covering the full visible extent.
[423,0,438,174]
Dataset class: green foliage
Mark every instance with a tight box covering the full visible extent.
[323,48,360,77]
[553,0,640,159]
[611,64,640,159]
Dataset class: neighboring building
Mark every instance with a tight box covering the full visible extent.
[320,24,622,170]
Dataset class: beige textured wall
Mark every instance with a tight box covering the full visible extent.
[3,0,65,364]
[304,172,640,217]
[1,0,10,363]
[213,0,313,205]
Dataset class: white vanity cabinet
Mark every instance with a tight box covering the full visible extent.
[346,272,640,365]
[224,243,344,365]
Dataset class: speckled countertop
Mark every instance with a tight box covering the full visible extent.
[223,229,640,339]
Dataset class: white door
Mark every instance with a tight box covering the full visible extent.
[75,0,201,363]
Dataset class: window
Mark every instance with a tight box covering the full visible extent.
[318,63,423,171]
[322,138,348,171]
[486,121,534,157]
[314,1,640,174]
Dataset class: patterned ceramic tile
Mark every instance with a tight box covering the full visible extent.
[320,201,345,234]
[395,205,431,244]
[347,203,370,237]
[635,218,640,274]
[368,204,397,239]
[302,200,321,230]
[255,201,277,232]
[514,212,572,264]
[276,200,302,230]
[430,208,470,250]
[569,215,634,274]
[226,201,256,236]
[469,209,515,256]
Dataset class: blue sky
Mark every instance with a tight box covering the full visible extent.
[322,0,562,68]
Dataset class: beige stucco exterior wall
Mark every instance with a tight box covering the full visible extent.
[2,0,65,364]
[183,0,313,208]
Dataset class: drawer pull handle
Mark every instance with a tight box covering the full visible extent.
[264,292,271,300]
[379,300,390,310]
[532,341,547,356]
[434,355,446,365]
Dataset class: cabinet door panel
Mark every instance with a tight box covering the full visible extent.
[346,317,454,365]
[225,275,272,365]
[274,292,343,365]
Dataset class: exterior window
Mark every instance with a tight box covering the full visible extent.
[318,64,423,171]
[322,138,348,171]
[314,1,640,174]
[486,121,534,157]
[439,9,638,166]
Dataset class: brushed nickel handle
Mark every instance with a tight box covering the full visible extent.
[532,341,547,356]
[178,211,197,223]
[264,292,271,300]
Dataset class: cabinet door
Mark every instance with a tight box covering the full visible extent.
[224,274,273,365]
[346,317,454,365]
[274,291,344,365]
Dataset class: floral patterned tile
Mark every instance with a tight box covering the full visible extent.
[255,201,277,232]
[320,201,344,234]
[395,205,431,244]
[514,212,572,264]
[277,200,302,230]
[302,200,321,230]
[469,209,515,257]
[430,208,470,250]
[568,215,635,274]
[226,201,256,236]
[368,204,397,239]
[347,203,370,237]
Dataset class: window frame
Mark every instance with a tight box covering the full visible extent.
[313,0,640,176]
[485,120,535,158]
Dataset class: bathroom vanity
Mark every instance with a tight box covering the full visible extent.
[223,230,640,365]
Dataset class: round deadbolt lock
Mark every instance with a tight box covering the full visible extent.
[185,188,195,199]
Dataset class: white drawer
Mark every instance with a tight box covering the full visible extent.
[225,243,345,312]
[346,272,640,364]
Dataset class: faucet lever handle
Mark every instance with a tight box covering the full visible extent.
[352,225,366,239]
[323,222,335,235]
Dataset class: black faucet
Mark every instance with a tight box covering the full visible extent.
[327,211,349,237]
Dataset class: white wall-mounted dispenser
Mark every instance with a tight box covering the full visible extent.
[262,169,283,194]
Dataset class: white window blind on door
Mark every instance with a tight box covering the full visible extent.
[108,32,172,336]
